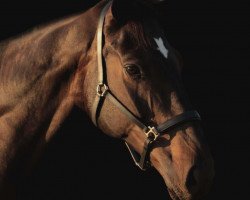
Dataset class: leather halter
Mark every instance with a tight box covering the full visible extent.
[91,0,201,170]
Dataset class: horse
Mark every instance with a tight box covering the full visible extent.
[0,0,214,199]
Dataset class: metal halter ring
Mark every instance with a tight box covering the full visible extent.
[145,126,160,141]
[97,83,109,97]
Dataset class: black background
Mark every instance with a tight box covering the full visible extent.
[0,0,249,199]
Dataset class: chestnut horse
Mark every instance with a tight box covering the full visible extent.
[0,0,214,199]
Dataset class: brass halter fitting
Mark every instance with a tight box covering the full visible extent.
[97,83,109,97]
[145,126,160,141]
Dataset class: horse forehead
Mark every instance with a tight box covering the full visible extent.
[111,22,171,60]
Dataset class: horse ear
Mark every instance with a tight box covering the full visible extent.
[110,0,136,22]
[110,0,167,21]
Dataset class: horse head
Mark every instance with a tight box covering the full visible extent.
[83,0,214,199]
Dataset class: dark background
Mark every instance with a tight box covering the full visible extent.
[0,0,249,199]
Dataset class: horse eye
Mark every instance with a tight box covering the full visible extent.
[124,65,142,79]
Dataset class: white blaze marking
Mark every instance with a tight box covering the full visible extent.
[154,37,169,59]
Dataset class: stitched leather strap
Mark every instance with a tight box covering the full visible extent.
[157,111,201,133]
[91,0,113,126]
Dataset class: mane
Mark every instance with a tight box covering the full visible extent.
[122,0,162,50]
[110,17,165,56]
[125,20,154,49]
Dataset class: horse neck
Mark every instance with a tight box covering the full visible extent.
[0,4,102,192]
[0,5,101,127]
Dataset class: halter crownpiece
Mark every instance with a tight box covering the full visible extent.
[91,0,201,170]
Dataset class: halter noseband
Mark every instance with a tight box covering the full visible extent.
[91,0,201,170]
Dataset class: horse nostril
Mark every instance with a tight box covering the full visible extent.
[186,166,198,192]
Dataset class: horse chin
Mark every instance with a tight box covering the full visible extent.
[161,175,191,200]
[167,188,192,200]
[163,176,194,200]
[168,188,181,200]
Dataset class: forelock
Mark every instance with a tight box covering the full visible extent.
[110,19,166,53]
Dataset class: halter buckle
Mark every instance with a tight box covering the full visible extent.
[97,83,109,97]
[145,126,159,141]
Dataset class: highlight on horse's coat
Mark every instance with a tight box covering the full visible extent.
[0,0,214,199]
